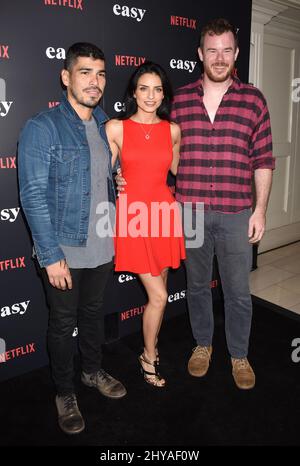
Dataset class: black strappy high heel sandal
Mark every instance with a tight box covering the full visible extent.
[138,353,166,388]
[155,347,159,364]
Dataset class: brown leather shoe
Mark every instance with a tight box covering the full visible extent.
[231,358,255,390]
[188,345,212,377]
[55,394,85,435]
[81,369,127,399]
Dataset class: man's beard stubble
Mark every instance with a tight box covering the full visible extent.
[70,87,102,108]
[204,61,235,83]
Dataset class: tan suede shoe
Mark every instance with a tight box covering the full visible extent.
[188,345,212,377]
[231,358,255,390]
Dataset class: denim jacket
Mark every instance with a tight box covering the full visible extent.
[18,92,115,267]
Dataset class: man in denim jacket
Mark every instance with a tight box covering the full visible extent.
[18,43,126,435]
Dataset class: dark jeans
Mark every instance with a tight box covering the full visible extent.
[185,209,252,358]
[40,261,113,395]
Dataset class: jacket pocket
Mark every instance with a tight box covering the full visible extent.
[51,145,81,181]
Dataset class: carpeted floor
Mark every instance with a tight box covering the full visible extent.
[1,297,300,447]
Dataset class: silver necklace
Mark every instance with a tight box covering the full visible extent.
[138,122,155,140]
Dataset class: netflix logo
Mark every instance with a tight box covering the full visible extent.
[0,257,26,272]
[120,305,145,321]
[44,0,83,10]
[170,16,196,29]
[0,45,9,59]
[0,156,16,169]
[0,342,36,363]
[115,55,146,67]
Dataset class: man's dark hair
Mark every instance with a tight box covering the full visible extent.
[64,42,105,71]
[199,18,238,50]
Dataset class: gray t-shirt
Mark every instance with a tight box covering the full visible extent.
[60,117,114,268]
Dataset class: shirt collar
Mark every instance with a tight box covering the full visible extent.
[195,74,241,97]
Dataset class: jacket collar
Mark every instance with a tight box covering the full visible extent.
[60,91,109,125]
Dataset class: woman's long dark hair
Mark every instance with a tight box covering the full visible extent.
[120,61,173,121]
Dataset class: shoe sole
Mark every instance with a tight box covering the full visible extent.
[233,381,255,390]
[187,364,209,377]
[58,420,85,435]
[81,378,127,399]
[188,370,209,377]
[232,374,255,390]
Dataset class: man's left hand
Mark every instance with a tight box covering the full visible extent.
[115,167,127,193]
[248,210,266,243]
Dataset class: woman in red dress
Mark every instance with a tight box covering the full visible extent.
[106,62,186,387]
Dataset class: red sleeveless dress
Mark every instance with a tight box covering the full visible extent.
[114,119,186,276]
